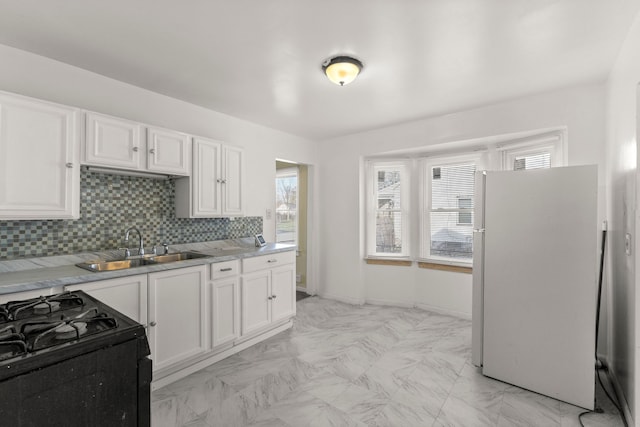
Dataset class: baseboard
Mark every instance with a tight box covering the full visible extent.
[296,286,310,293]
[318,292,365,305]
[365,298,414,308]
[152,321,293,391]
[415,302,471,320]
[601,357,634,427]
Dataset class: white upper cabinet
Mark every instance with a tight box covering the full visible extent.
[146,126,190,176]
[222,145,244,216]
[0,91,80,219]
[82,112,190,176]
[175,136,244,218]
[84,112,144,170]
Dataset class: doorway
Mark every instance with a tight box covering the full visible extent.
[275,160,310,298]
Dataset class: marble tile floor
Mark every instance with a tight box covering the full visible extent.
[152,297,625,427]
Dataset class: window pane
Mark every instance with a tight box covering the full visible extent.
[276,173,297,244]
[430,211,473,259]
[377,169,402,210]
[514,152,550,170]
[376,211,403,254]
[431,163,475,209]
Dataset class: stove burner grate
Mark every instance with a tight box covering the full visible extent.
[5,292,85,320]
[21,309,119,351]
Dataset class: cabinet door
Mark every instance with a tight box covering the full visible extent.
[148,266,207,372]
[271,264,296,323]
[146,126,190,175]
[222,145,244,216]
[211,277,239,348]
[0,92,79,219]
[241,270,271,336]
[192,137,222,216]
[84,111,143,170]
[65,275,148,325]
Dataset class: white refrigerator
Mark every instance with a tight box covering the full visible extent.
[471,165,597,410]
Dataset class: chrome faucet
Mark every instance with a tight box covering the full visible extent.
[124,227,145,256]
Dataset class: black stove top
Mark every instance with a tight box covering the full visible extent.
[0,290,147,381]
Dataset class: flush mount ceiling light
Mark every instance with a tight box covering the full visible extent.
[322,56,363,86]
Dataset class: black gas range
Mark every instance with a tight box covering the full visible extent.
[0,290,151,426]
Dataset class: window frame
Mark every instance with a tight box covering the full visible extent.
[500,134,564,170]
[420,153,482,266]
[365,160,411,259]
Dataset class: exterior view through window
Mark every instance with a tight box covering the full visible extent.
[428,162,476,261]
[376,168,404,254]
[275,168,298,244]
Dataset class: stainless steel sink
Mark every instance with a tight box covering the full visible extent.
[76,252,209,272]
[76,258,157,272]
[147,252,210,263]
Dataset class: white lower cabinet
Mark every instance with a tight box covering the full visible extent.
[241,252,296,337]
[65,274,147,325]
[148,265,207,372]
[210,260,240,349]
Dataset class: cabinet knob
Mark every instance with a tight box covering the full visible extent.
[216,179,222,183]
[65,162,73,168]
[149,321,157,327]
[149,148,156,154]
[267,296,273,300]
[272,295,277,299]
[132,146,139,152]
[221,179,227,184]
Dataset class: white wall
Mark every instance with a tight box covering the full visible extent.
[0,44,317,243]
[318,83,607,318]
[605,9,640,421]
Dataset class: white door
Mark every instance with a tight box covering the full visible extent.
[211,277,239,348]
[222,145,244,216]
[482,165,597,409]
[271,264,296,323]
[146,126,190,175]
[148,266,207,371]
[241,270,271,336]
[84,111,143,170]
[66,275,148,325]
[0,92,79,219]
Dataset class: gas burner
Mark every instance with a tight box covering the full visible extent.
[34,301,61,315]
[54,322,87,340]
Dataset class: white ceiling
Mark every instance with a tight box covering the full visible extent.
[0,0,637,140]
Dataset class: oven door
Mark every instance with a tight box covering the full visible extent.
[0,339,142,427]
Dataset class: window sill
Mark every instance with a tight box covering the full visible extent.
[417,261,472,274]
[365,258,413,267]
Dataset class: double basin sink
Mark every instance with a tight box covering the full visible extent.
[76,252,210,272]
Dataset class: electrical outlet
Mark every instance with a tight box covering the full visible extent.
[625,233,632,256]
[266,208,272,220]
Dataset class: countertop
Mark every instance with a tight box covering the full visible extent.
[0,238,296,295]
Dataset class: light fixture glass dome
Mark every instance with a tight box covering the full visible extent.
[322,56,363,86]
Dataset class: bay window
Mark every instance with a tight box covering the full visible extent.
[363,130,564,265]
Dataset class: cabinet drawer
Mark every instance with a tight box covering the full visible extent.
[211,260,240,280]
[242,251,295,274]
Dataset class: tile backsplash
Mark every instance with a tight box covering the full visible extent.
[0,169,262,260]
